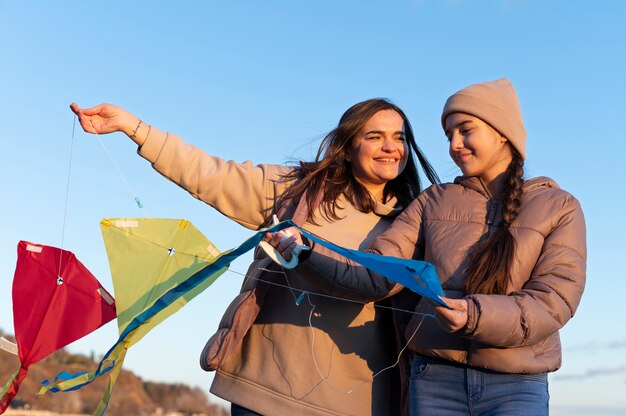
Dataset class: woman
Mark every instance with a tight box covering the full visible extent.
[70,99,439,416]
[274,79,586,415]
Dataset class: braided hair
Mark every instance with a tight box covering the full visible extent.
[464,145,524,295]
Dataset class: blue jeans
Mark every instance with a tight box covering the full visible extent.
[231,403,263,416]
[410,355,549,416]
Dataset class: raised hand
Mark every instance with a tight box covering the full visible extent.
[70,103,141,140]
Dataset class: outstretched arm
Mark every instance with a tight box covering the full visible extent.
[70,102,290,229]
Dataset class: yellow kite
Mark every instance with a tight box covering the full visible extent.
[40,218,227,414]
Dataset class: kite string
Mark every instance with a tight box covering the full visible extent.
[234,267,427,316]
[57,115,77,278]
[304,292,427,395]
[228,267,434,397]
[58,115,148,278]
[86,118,149,218]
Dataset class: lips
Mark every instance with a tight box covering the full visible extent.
[374,157,399,162]
[455,152,472,163]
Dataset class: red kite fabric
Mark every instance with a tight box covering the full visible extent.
[0,241,116,413]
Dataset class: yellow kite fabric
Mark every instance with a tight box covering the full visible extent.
[102,218,224,342]
[39,218,227,415]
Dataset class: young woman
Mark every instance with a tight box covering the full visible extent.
[273,79,586,415]
[70,99,439,416]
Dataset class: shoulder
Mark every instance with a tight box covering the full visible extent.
[421,181,463,199]
[262,163,295,181]
[413,181,476,210]
[518,176,585,239]
[522,176,583,213]
[401,182,464,220]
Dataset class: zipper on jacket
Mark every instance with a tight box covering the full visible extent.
[486,200,498,226]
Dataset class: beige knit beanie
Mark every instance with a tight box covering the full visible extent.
[441,78,526,159]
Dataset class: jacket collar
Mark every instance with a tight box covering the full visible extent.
[454,176,492,198]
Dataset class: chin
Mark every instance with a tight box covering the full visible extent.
[381,170,402,179]
[457,166,475,177]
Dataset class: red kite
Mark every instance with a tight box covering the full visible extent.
[0,241,116,413]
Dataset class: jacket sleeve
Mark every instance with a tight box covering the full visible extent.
[138,126,291,230]
[463,196,587,347]
[296,192,428,301]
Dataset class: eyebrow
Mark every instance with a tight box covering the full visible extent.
[444,120,473,137]
[364,130,405,135]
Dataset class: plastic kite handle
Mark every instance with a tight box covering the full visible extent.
[259,215,309,269]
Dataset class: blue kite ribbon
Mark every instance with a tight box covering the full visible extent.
[293,223,446,307]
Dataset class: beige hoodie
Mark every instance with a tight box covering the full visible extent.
[138,127,408,415]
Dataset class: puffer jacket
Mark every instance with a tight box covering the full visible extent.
[138,126,411,415]
[300,176,586,374]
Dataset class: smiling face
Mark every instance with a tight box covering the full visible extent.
[445,113,512,188]
[348,109,408,200]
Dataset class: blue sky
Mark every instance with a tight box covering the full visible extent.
[0,1,624,413]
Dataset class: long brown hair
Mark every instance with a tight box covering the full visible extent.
[278,98,440,222]
[464,145,524,295]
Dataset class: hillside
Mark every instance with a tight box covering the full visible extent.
[0,330,228,416]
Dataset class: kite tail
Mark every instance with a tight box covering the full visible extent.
[38,341,126,395]
[93,347,128,416]
[0,366,29,414]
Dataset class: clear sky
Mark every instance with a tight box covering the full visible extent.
[1,1,624,414]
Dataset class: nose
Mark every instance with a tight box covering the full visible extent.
[449,133,463,150]
[381,136,396,152]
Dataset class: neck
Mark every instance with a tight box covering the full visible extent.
[480,153,513,197]
[352,174,387,202]
[362,183,385,202]
[481,172,506,197]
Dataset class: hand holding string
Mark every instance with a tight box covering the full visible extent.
[70,103,145,144]
[263,227,304,262]
[433,296,468,333]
